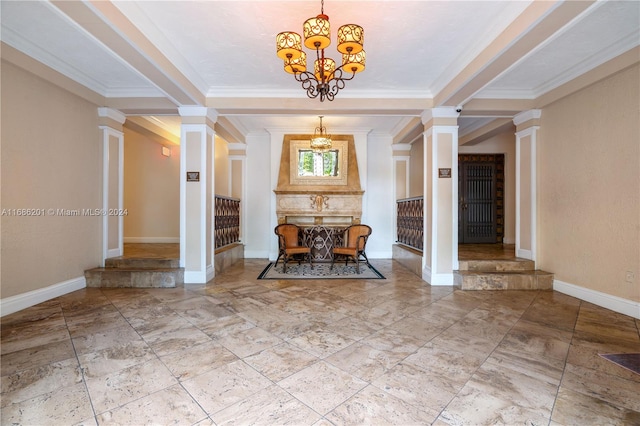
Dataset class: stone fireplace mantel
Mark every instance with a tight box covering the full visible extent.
[275,134,363,226]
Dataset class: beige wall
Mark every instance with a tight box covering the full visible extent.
[459,130,517,244]
[123,127,180,241]
[214,135,229,197]
[1,60,102,298]
[409,138,424,198]
[538,64,640,302]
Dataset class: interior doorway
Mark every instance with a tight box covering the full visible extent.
[458,154,504,244]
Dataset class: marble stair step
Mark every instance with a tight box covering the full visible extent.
[104,257,180,269]
[457,258,535,272]
[84,267,183,288]
[454,270,554,291]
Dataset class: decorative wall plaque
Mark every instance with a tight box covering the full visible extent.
[438,168,452,178]
[187,171,200,182]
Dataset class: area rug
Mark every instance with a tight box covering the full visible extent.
[599,353,640,374]
[258,262,385,280]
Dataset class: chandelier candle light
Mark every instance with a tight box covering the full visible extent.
[276,0,365,101]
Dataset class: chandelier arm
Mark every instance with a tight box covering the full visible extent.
[293,71,322,99]
[332,65,357,81]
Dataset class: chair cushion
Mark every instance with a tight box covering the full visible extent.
[333,247,357,256]
[285,247,310,255]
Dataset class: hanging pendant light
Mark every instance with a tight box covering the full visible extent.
[276,0,365,102]
[310,116,332,152]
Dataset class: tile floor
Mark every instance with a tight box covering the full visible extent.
[2,257,639,425]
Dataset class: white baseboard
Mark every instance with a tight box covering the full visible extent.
[423,266,453,285]
[206,264,215,282]
[123,237,180,243]
[516,248,533,260]
[184,270,207,284]
[367,250,393,259]
[1,276,86,317]
[245,250,271,259]
[554,279,640,319]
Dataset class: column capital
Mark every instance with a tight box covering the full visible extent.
[178,106,218,124]
[513,109,541,127]
[421,107,460,126]
[97,108,125,130]
[391,143,412,153]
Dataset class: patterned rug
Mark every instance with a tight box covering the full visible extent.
[258,262,385,280]
[599,353,640,374]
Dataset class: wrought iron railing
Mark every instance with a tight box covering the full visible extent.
[214,195,240,249]
[396,196,424,250]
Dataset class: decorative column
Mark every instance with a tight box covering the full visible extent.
[513,109,541,261]
[179,106,217,283]
[98,107,125,264]
[422,107,460,285]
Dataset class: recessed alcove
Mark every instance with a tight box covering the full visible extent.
[274,134,364,226]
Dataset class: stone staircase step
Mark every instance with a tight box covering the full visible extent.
[457,258,535,272]
[105,257,180,269]
[85,267,183,288]
[454,270,554,291]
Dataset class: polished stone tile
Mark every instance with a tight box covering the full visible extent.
[288,326,357,358]
[141,323,212,357]
[160,340,238,380]
[1,338,76,376]
[71,323,144,355]
[1,382,95,425]
[437,383,550,425]
[1,357,82,408]
[278,361,367,416]
[498,318,573,362]
[84,358,177,414]
[243,342,319,382]
[560,363,640,412]
[551,386,640,425]
[324,342,406,382]
[467,359,558,416]
[181,359,273,415]
[216,326,283,358]
[96,384,208,425]
[211,384,322,425]
[78,339,157,378]
[327,384,439,425]
[1,310,68,354]
[403,343,483,387]
[360,327,424,359]
[65,308,131,338]
[372,361,458,413]
[1,256,638,425]
[199,313,256,338]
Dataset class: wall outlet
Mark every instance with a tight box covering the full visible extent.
[625,271,635,283]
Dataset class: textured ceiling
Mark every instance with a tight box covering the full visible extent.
[1,1,638,142]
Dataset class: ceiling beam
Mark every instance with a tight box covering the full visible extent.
[50,0,205,106]
[435,0,596,108]
[459,118,514,146]
[207,97,432,117]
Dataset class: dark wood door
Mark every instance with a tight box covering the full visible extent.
[458,155,503,243]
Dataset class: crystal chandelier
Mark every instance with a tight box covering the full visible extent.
[276,0,365,102]
[310,116,332,152]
